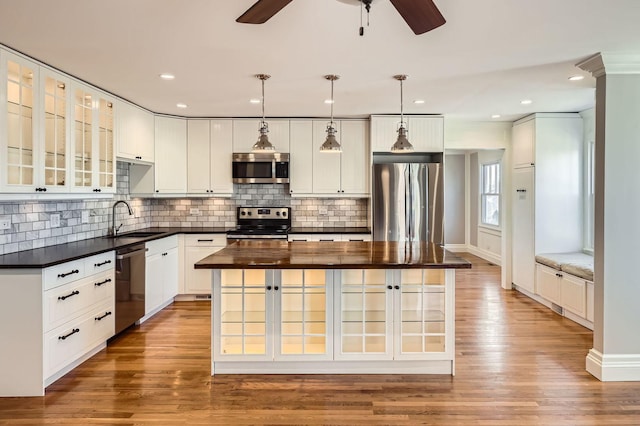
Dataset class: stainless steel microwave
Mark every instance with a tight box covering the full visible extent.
[232,152,290,184]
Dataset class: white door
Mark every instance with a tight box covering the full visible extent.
[340,120,369,195]
[163,247,179,303]
[312,120,341,194]
[512,118,535,168]
[370,116,399,153]
[155,116,187,193]
[232,119,261,153]
[184,245,222,294]
[407,116,444,152]
[512,167,535,292]
[145,252,164,314]
[209,119,233,195]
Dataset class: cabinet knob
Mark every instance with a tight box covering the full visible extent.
[387,285,393,290]
[274,286,279,291]
[155,190,159,193]
[266,285,272,290]
[394,285,400,290]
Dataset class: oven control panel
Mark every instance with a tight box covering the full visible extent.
[237,207,290,219]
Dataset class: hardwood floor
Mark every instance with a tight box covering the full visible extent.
[2,253,640,425]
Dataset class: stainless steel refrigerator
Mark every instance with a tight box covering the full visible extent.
[372,162,444,243]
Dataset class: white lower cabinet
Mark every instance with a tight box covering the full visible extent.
[213,269,333,362]
[535,263,592,327]
[211,268,454,374]
[183,234,226,294]
[145,236,179,315]
[335,269,451,361]
[0,251,114,396]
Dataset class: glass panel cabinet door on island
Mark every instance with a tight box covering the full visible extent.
[277,269,332,359]
[217,269,270,360]
[395,269,447,358]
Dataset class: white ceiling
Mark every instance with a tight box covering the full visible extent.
[1,0,639,121]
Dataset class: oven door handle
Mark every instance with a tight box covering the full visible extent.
[116,248,148,260]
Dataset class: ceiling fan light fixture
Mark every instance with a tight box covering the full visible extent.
[391,74,414,153]
[320,74,342,153]
[252,74,276,152]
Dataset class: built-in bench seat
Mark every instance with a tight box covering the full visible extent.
[535,252,594,281]
[534,252,594,330]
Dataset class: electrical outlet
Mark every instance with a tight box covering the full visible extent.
[132,208,138,218]
[81,210,90,224]
[50,214,61,228]
[190,208,201,216]
[0,218,10,230]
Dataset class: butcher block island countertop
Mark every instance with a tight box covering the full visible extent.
[196,241,470,376]
[194,240,471,269]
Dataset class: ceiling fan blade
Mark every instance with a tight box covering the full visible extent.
[236,0,293,24]
[389,0,446,35]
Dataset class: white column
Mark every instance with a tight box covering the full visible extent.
[578,53,640,381]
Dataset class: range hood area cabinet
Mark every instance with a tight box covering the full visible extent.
[289,119,369,197]
[232,119,290,153]
[370,115,444,153]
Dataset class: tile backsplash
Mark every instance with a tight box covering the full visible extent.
[0,162,368,255]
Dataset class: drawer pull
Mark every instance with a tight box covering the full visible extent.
[94,260,112,267]
[349,239,364,242]
[94,278,112,287]
[197,239,214,242]
[58,290,80,301]
[58,328,80,341]
[95,311,112,321]
[319,239,334,242]
[58,269,79,278]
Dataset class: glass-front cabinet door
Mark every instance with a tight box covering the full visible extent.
[394,269,449,360]
[40,70,70,191]
[1,51,38,192]
[275,269,332,360]
[335,269,393,360]
[97,97,115,192]
[215,269,272,361]
[72,85,93,191]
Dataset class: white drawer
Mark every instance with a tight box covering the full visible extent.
[84,251,115,276]
[44,303,114,378]
[44,270,115,332]
[146,235,178,257]
[342,234,372,242]
[43,258,86,291]
[288,234,343,242]
[184,234,226,247]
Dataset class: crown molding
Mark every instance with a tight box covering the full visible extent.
[577,52,640,78]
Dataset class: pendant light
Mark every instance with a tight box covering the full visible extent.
[391,74,414,153]
[320,74,341,152]
[252,74,275,152]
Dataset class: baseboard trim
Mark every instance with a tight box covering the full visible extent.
[586,349,640,381]
[443,244,467,252]
[466,245,502,266]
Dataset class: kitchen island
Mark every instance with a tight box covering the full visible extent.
[195,241,471,375]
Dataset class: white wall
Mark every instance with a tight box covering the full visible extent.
[444,154,465,245]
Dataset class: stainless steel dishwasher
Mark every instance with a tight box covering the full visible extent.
[115,244,146,335]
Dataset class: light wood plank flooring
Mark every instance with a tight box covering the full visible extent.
[1,254,639,425]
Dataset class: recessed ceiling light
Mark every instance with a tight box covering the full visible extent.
[249,99,261,104]
[324,99,334,104]
[160,73,175,80]
[568,75,584,81]
[520,99,533,105]
[491,114,501,119]
[176,103,188,108]
[413,100,425,104]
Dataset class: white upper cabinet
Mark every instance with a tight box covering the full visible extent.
[512,117,535,168]
[116,100,154,163]
[288,120,313,195]
[187,119,233,196]
[370,115,443,153]
[311,119,369,197]
[232,119,290,153]
[1,48,115,196]
[154,116,187,194]
[69,83,116,194]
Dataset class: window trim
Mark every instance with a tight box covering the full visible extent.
[480,161,501,229]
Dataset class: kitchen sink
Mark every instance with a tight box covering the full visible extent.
[107,231,166,239]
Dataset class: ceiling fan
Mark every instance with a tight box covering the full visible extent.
[236,0,446,35]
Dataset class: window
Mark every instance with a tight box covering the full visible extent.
[481,162,501,227]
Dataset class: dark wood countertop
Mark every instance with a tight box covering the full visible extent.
[194,241,471,270]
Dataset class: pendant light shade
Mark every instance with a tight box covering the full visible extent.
[320,74,342,152]
[391,74,414,153]
[252,74,276,152]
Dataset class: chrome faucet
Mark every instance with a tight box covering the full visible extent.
[112,200,133,236]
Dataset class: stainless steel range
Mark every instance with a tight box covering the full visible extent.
[226,207,291,243]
